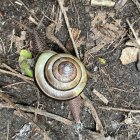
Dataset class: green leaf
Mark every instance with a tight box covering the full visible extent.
[20,60,33,77]
[20,49,32,59]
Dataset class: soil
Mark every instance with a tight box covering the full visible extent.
[0,0,140,140]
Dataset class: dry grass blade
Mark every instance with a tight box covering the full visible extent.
[57,0,80,59]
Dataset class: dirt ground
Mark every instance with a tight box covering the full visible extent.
[0,0,140,140]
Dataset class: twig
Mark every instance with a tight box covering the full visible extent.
[0,68,33,84]
[90,0,115,7]
[13,19,32,32]
[81,93,103,132]
[6,120,10,140]
[126,19,140,48]
[2,63,18,74]
[2,82,26,88]
[42,12,57,24]
[17,105,73,125]
[126,19,138,41]
[45,23,69,53]
[93,89,109,105]
[8,29,15,52]
[0,92,50,139]
[16,0,39,21]
[115,0,128,10]
[57,0,80,59]
[131,0,140,12]
[0,37,6,54]
[111,87,139,94]
[99,106,140,113]
[0,101,73,126]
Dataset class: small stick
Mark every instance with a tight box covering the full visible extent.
[99,106,140,113]
[126,19,138,41]
[90,0,115,7]
[13,19,32,32]
[8,29,15,52]
[0,101,73,125]
[81,93,103,132]
[132,0,140,12]
[42,12,57,24]
[0,92,50,139]
[16,0,39,22]
[0,37,6,54]
[6,120,10,140]
[57,0,80,59]
[2,63,18,74]
[93,89,109,105]
[0,68,33,83]
[17,105,73,125]
[2,82,26,88]
[46,23,69,53]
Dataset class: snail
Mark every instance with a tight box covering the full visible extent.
[34,50,87,122]
[14,20,88,122]
[35,50,87,100]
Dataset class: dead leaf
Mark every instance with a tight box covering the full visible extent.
[85,11,125,54]
[10,31,26,52]
[120,47,139,65]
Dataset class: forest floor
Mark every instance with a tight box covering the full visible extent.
[0,0,140,140]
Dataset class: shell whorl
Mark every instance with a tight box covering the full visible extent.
[35,50,87,100]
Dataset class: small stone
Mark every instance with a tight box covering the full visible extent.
[120,47,139,65]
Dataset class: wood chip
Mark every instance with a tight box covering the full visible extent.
[90,0,115,7]
[93,89,109,105]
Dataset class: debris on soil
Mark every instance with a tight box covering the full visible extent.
[85,11,126,55]
[9,30,26,52]
[98,57,107,65]
[0,0,140,139]
[120,47,139,65]
[90,0,115,7]
[115,0,128,10]
[12,122,33,140]
[93,89,109,105]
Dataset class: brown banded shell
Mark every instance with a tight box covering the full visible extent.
[35,50,87,100]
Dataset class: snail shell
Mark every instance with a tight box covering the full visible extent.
[35,50,87,100]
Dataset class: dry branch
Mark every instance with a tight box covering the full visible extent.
[0,92,73,125]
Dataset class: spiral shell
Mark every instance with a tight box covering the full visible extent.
[35,50,87,100]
